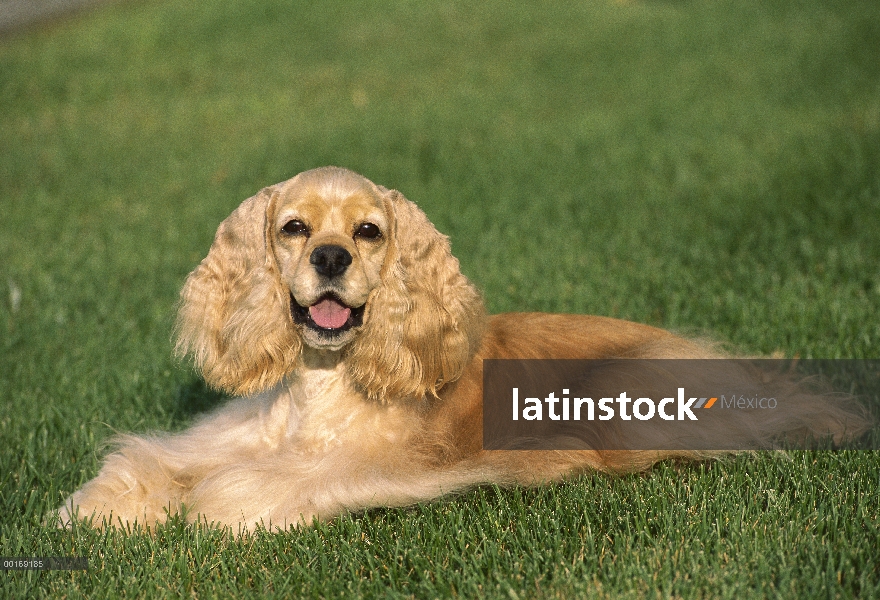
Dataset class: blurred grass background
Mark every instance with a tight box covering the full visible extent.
[1,0,879,597]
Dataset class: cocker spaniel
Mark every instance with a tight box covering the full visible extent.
[56,166,866,532]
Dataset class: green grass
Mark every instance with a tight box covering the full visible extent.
[1,0,879,597]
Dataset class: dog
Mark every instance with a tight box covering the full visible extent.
[55,166,867,532]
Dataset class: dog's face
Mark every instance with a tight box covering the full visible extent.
[270,172,391,350]
[177,166,485,399]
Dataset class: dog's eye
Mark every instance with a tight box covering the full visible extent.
[281,220,309,236]
[354,223,381,239]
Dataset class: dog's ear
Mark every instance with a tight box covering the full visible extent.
[175,186,300,396]
[345,188,486,401]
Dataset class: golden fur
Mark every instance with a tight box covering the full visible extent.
[55,167,866,533]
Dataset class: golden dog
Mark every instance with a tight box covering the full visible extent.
[56,167,865,532]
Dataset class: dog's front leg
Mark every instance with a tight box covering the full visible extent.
[55,388,292,530]
[55,434,194,530]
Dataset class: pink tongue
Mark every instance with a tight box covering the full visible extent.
[309,298,351,329]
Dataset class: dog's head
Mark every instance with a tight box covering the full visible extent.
[176,167,485,400]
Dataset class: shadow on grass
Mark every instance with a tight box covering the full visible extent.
[169,376,229,421]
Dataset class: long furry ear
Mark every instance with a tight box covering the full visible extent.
[346,188,486,401]
[175,186,300,396]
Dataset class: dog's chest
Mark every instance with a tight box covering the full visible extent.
[273,364,414,454]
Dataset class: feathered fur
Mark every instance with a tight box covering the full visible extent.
[55,167,869,533]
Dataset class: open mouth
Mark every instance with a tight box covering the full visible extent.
[291,293,365,336]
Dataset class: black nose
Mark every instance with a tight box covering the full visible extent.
[310,245,352,278]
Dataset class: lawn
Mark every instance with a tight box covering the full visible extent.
[1,0,879,597]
